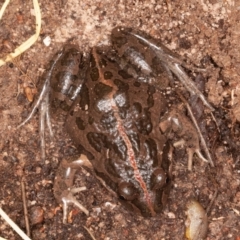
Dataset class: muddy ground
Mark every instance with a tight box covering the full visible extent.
[0,0,240,239]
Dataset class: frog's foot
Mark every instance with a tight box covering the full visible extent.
[61,187,89,224]
[54,155,93,223]
[160,109,212,170]
[173,139,208,171]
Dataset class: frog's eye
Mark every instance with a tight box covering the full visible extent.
[118,181,138,201]
[151,168,167,190]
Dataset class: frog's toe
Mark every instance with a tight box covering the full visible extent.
[186,148,209,171]
[61,188,89,224]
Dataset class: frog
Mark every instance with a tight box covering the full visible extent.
[19,26,214,223]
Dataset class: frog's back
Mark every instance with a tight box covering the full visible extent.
[65,47,166,160]
[64,47,171,216]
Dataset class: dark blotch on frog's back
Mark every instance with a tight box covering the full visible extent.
[87,132,109,153]
[118,69,133,79]
[104,71,113,79]
[75,117,86,130]
[144,138,158,167]
[151,57,170,89]
[133,81,141,87]
[114,79,129,92]
[90,67,99,81]
[93,82,113,99]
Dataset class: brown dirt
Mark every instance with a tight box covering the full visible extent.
[0,0,240,239]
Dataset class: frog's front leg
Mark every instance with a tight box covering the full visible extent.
[111,26,214,111]
[159,108,209,171]
[54,154,92,223]
[18,45,84,160]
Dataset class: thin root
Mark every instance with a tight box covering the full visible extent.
[21,179,30,237]
[0,0,41,67]
[84,226,97,240]
[0,207,31,240]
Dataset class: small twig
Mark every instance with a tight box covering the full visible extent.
[21,179,30,237]
[210,111,220,133]
[0,207,32,240]
[206,190,218,214]
[40,99,47,160]
[0,0,41,66]
[234,156,240,167]
[0,0,10,20]
[0,236,7,240]
[84,226,97,240]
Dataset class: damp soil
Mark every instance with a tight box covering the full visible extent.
[0,0,240,239]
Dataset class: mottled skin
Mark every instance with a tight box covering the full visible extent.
[51,27,207,220]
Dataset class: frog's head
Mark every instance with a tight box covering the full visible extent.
[117,167,171,217]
